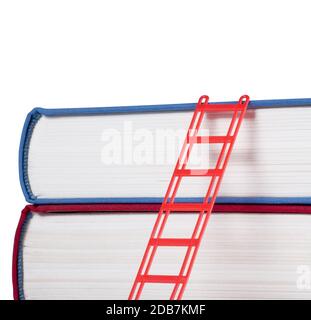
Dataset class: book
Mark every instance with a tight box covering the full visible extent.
[20,98,311,204]
[14,204,311,300]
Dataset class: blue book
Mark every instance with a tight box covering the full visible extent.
[19,98,311,204]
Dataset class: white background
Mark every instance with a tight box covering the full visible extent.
[0,0,310,300]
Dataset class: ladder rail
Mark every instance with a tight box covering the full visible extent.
[128,97,210,299]
[130,96,210,299]
[171,96,249,299]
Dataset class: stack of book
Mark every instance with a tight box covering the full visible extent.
[14,98,311,299]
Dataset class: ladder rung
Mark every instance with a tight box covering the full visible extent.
[149,238,198,247]
[197,104,243,112]
[188,135,233,144]
[137,275,186,284]
[162,203,211,212]
[175,169,223,176]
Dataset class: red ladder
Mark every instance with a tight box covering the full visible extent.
[128,95,250,300]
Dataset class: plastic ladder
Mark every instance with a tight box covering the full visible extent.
[129,95,250,300]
